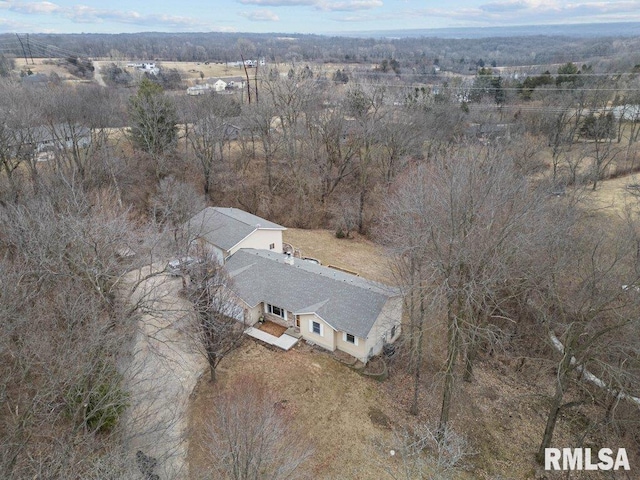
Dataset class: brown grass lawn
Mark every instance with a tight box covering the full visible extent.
[583,172,640,215]
[185,228,626,479]
[283,228,394,284]
[16,58,77,79]
[187,335,592,479]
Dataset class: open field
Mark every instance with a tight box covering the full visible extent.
[13,57,83,79]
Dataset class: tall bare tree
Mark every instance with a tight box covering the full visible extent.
[186,258,246,383]
[381,144,546,433]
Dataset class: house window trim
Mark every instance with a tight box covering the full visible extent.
[343,332,358,346]
[265,303,287,321]
[309,319,323,337]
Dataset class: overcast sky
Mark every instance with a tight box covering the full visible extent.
[1,0,639,34]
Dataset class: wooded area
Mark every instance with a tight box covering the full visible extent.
[1,30,640,478]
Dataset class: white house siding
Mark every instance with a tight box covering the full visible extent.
[230,230,283,256]
[213,80,227,92]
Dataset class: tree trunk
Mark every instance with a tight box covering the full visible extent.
[463,334,478,383]
[410,292,426,415]
[438,304,459,439]
[536,348,572,464]
[357,188,366,234]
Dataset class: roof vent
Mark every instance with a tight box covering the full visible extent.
[285,252,294,266]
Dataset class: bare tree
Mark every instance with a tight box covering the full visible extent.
[185,94,241,197]
[345,82,388,233]
[379,423,472,480]
[186,258,246,383]
[200,375,312,480]
[531,208,640,464]
[381,144,546,432]
[0,187,143,479]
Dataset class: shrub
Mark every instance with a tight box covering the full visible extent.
[67,363,129,433]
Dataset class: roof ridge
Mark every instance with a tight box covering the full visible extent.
[212,207,253,226]
[241,249,397,296]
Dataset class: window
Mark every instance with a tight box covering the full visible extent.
[309,320,323,336]
[265,303,286,320]
[269,243,275,250]
[343,332,358,345]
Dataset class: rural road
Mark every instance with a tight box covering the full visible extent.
[123,267,206,479]
[92,60,108,87]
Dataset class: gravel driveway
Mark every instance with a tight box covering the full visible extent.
[123,267,207,479]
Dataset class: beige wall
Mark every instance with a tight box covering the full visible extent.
[244,303,262,326]
[230,229,283,255]
[242,296,402,365]
[362,296,403,361]
[335,330,367,361]
[299,313,335,351]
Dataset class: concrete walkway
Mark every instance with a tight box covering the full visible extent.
[245,327,300,350]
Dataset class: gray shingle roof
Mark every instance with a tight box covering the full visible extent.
[226,249,400,338]
[188,207,285,251]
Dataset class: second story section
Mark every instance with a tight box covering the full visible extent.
[187,207,286,262]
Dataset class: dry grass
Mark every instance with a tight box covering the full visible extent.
[14,57,75,78]
[186,228,624,479]
[156,61,246,81]
[283,228,394,284]
[189,341,400,479]
[582,172,640,215]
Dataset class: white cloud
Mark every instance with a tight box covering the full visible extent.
[0,0,214,30]
[317,0,382,11]
[238,0,382,11]
[0,1,62,14]
[239,8,280,21]
[238,0,315,5]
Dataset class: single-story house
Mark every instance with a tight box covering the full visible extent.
[9,124,91,159]
[187,84,211,96]
[225,249,402,364]
[187,207,286,262]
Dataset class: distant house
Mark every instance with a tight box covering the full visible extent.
[128,62,160,75]
[187,84,211,96]
[224,77,246,89]
[10,124,92,161]
[212,79,227,92]
[185,206,402,363]
[466,122,512,144]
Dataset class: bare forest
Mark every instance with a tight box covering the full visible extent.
[1,30,640,479]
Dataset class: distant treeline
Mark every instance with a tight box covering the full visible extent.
[3,32,640,74]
